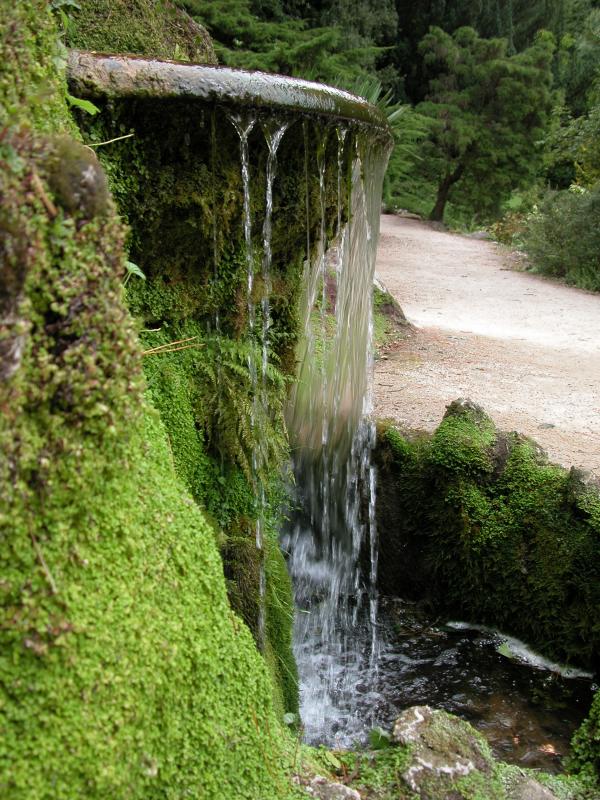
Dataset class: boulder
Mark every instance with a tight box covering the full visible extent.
[392,706,500,799]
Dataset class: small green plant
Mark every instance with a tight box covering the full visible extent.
[195,335,289,483]
[123,260,146,286]
[65,94,100,115]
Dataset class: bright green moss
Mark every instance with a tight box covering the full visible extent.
[0,4,301,796]
[427,399,497,478]
[66,0,217,63]
[265,538,299,717]
[0,128,297,798]
[569,691,600,783]
[376,405,600,671]
[140,320,298,711]
[0,4,74,133]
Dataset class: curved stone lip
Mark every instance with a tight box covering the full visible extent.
[67,50,392,133]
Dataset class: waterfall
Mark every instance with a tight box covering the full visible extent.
[283,128,391,746]
[228,109,391,740]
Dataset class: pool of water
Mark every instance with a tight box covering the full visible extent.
[302,597,595,773]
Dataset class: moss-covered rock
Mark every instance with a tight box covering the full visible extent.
[375,400,600,785]
[1,4,301,797]
[391,705,504,799]
[375,400,600,671]
[303,708,596,800]
[66,0,217,62]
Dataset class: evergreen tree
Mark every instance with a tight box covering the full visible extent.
[177,0,385,83]
[391,0,565,102]
[415,26,554,221]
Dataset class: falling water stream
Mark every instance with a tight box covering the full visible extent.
[229,110,391,731]
[284,128,391,744]
[230,112,289,648]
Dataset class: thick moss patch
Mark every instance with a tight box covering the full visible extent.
[1,4,301,797]
[376,400,600,671]
[140,320,298,714]
[66,0,217,63]
[375,400,600,785]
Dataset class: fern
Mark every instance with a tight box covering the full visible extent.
[193,335,290,485]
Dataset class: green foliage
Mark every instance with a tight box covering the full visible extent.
[351,747,413,798]
[65,93,99,115]
[427,401,496,478]
[123,259,146,285]
[65,0,217,62]
[414,26,554,222]
[381,106,432,212]
[391,0,566,103]
[513,4,600,292]
[343,77,432,213]
[557,5,600,115]
[177,0,383,83]
[313,744,413,800]
[523,183,600,290]
[569,691,600,780]
[143,326,289,484]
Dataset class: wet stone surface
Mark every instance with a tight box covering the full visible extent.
[305,597,595,773]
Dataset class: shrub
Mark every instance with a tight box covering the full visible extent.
[523,184,600,291]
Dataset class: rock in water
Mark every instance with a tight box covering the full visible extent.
[391,706,560,799]
[392,706,495,798]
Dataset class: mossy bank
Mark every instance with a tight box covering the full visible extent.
[375,399,600,787]
[0,2,300,797]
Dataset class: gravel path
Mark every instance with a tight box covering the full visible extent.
[374,214,600,474]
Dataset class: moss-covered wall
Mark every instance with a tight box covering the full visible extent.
[66,70,350,704]
[375,401,600,782]
[0,3,303,797]
[375,400,600,672]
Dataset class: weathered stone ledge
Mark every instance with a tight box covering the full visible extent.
[67,50,392,133]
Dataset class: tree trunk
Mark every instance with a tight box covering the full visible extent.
[429,164,465,222]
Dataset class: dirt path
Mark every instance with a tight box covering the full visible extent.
[374,214,600,474]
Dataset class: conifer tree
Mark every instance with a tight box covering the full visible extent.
[415,26,554,221]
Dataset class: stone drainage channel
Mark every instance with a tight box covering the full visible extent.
[301,597,595,774]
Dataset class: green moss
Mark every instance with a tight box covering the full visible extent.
[0,4,74,133]
[73,105,341,377]
[139,319,298,711]
[427,399,497,478]
[338,746,415,800]
[66,0,217,63]
[569,691,600,782]
[373,284,409,352]
[375,404,600,671]
[1,4,302,796]
[0,129,295,797]
[265,539,299,717]
[500,763,600,800]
